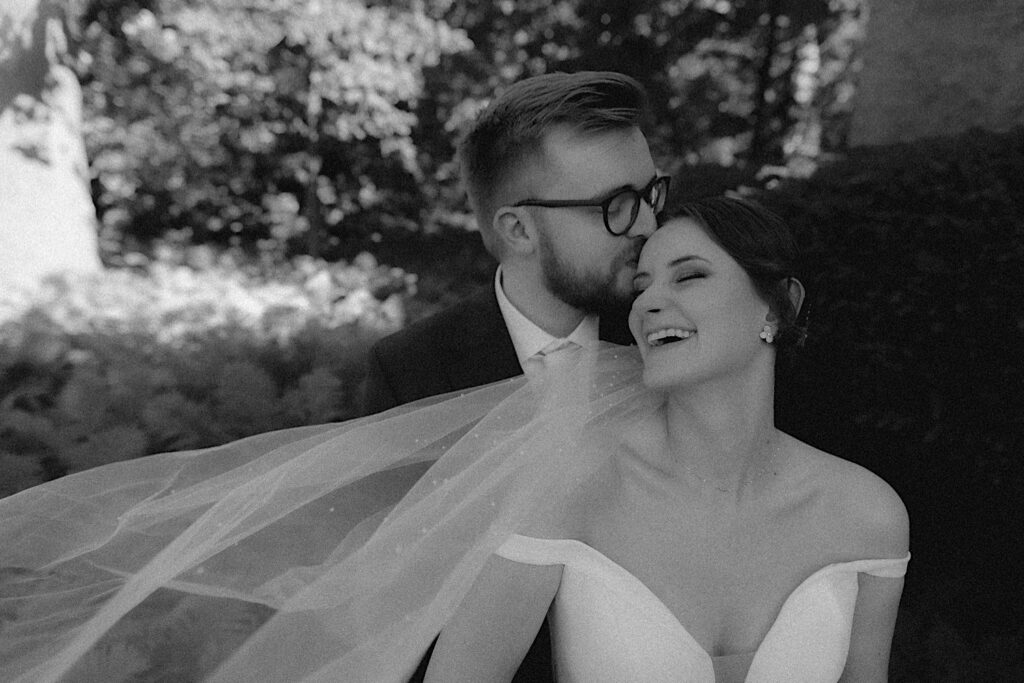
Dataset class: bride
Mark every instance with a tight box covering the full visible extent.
[0,197,908,682]
[425,197,909,682]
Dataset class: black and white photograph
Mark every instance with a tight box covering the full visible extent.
[1,1,1021,681]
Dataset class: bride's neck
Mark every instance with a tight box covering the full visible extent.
[659,373,780,496]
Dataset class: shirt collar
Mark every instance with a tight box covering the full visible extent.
[494,267,600,368]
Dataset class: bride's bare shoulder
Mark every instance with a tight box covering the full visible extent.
[784,436,910,558]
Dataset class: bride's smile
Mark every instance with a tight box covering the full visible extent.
[630,216,779,391]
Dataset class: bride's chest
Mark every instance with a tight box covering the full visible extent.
[579,494,840,655]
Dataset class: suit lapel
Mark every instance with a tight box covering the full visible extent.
[445,288,522,391]
[598,305,635,346]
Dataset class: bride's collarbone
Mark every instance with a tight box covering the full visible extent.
[570,450,890,656]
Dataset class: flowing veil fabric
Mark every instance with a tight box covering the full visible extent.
[0,344,657,682]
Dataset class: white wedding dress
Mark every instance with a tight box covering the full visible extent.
[497,534,909,683]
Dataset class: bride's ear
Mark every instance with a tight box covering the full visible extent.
[786,277,806,317]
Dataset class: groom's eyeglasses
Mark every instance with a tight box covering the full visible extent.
[513,175,671,236]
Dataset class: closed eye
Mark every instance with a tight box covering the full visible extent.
[675,273,705,284]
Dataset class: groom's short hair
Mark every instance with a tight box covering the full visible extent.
[456,71,648,257]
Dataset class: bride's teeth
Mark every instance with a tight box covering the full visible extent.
[646,328,694,346]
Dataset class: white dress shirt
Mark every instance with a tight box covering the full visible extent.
[494,267,600,370]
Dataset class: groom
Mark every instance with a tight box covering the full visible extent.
[360,71,666,681]
[361,70,665,414]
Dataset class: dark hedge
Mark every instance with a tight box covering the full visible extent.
[755,126,1024,679]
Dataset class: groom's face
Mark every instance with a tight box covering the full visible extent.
[524,126,660,313]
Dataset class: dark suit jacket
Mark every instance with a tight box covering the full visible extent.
[360,280,633,682]
[362,284,634,414]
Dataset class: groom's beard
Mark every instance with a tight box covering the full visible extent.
[538,233,643,315]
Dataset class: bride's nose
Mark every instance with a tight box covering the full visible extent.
[632,286,662,314]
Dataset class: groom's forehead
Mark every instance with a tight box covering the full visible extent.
[530,128,652,194]
[541,126,648,166]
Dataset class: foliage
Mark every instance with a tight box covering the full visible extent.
[69,0,471,261]
[756,126,1024,492]
[63,0,867,264]
[744,126,1024,671]
[413,0,861,161]
[0,249,418,497]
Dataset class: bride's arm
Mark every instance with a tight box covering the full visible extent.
[839,470,910,683]
[425,554,562,683]
[840,572,906,682]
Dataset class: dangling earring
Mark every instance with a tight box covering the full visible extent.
[759,324,776,344]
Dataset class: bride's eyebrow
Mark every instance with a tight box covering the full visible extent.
[633,255,711,285]
[667,255,710,268]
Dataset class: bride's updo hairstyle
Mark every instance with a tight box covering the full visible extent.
[669,195,808,349]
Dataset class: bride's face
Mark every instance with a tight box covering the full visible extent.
[629,217,773,389]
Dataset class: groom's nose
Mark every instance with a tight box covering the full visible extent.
[627,201,658,238]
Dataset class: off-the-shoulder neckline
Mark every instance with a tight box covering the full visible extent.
[498,534,910,662]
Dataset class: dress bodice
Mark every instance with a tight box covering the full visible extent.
[496,534,909,683]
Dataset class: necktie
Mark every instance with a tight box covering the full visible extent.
[525,339,581,375]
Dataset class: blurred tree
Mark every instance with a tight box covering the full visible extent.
[0,0,101,286]
[69,0,469,263]
[414,0,858,170]
[68,0,867,262]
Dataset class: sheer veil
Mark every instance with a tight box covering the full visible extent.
[0,344,659,682]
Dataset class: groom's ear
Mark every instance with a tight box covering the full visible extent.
[493,206,538,256]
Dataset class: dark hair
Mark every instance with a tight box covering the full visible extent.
[456,71,647,254]
[669,195,808,348]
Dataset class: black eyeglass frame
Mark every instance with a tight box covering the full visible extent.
[512,175,671,236]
